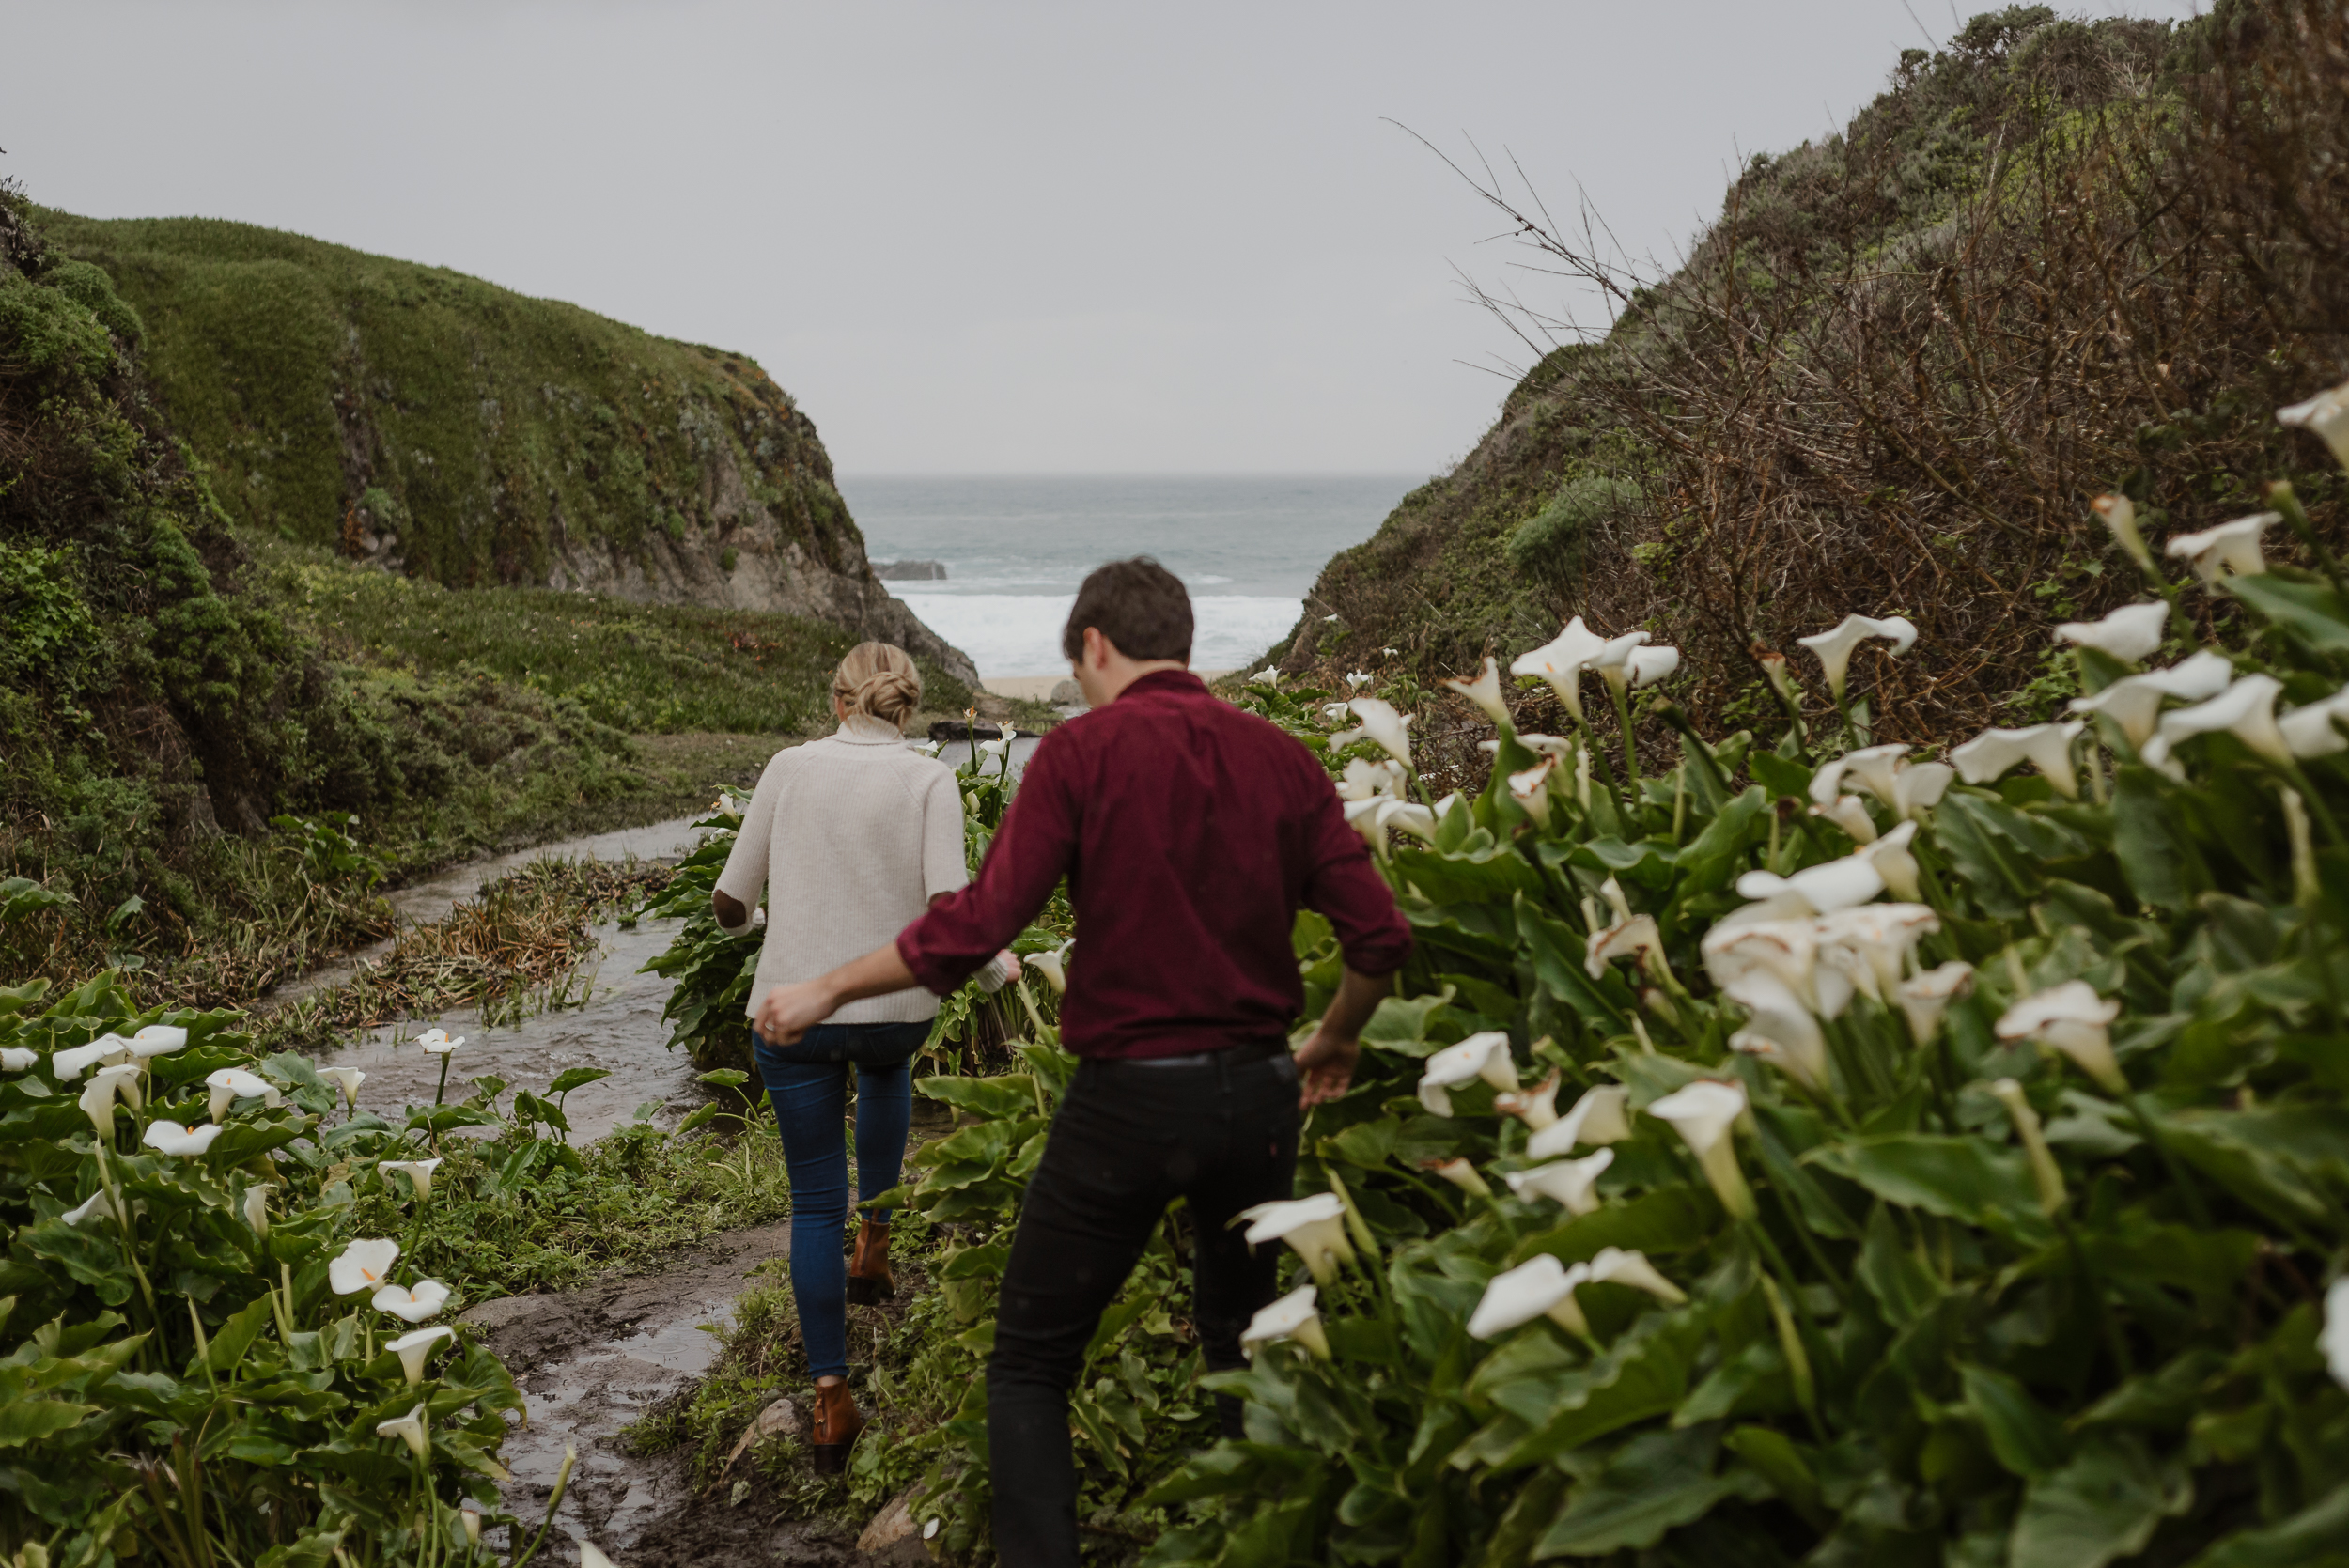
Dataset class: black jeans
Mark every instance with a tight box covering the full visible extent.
[988,1045,1299,1567]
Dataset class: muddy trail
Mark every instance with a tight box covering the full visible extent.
[260,808,956,1564]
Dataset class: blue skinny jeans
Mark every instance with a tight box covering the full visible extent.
[752,1021,926,1381]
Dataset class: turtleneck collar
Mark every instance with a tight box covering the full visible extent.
[834,714,908,745]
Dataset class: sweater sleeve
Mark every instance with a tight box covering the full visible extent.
[922,768,972,902]
[712,760,783,932]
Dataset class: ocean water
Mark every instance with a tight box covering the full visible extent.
[838,474,1418,679]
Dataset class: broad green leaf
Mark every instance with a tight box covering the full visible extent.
[2228,574,2349,653]
[1856,1204,1943,1325]
[1536,1426,1765,1557]
[1722,1425,1828,1530]
[2109,766,2201,910]
[1505,1305,1710,1466]
[1807,1134,2049,1242]
[2009,1436,2190,1568]
[1516,1187,1719,1268]
[2186,1479,2349,1567]
[1361,987,1461,1056]
[549,1067,614,1094]
[0,1397,92,1446]
[919,1074,1041,1121]
[1961,1363,2070,1478]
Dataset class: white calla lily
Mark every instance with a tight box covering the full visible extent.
[1584,913,1663,981]
[329,1238,401,1296]
[1467,1253,1593,1339]
[1331,698,1412,768]
[1504,1149,1614,1216]
[323,1067,366,1109]
[377,1403,430,1459]
[79,1063,143,1137]
[374,1279,453,1324]
[1889,763,1953,822]
[1814,904,1939,1001]
[2067,651,2234,748]
[2092,493,2155,574]
[1240,1284,1330,1359]
[1346,670,1373,691]
[1422,1157,1493,1198]
[142,1120,224,1157]
[1239,1193,1356,1285]
[1376,800,1437,843]
[1337,756,1405,801]
[2165,511,2279,584]
[0,1048,34,1073]
[1029,946,1068,994]
[386,1325,457,1385]
[1722,973,1828,1089]
[1251,666,1281,685]
[1443,657,1512,726]
[1797,613,1918,700]
[2279,686,2349,759]
[206,1068,280,1122]
[1586,1247,1688,1305]
[1897,960,1975,1041]
[1997,981,2126,1094]
[1703,919,1826,1012]
[62,1189,129,1227]
[1862,819,1924,902]
[1508,755,1557,826]
[2279,381,2349,471]
[415,1029,465,1056]
[380,1158,443,1204]
[1323,702,1353,723]
[2143,674,2292,773]
[53,1037,132,1080]
[2323,1277,2349,1392]
[1527,1085,1632,1159]
[1952,721,2085,798]
[242,1183,272,1236]
[1493,1071,1562,1130]
[1734,853,1885,916]
[2054,601,2170,663]
[1646,1079,1757,1219]
[131,1025,189,1058]
[1626,645,1680,688]
[1416,1032,1519,1116]
[1811,795,1877,844]
[1509,617,1613,722]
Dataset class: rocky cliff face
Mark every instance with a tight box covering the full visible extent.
[39,211,976,684]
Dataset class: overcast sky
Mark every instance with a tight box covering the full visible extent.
[7,1,2201,476]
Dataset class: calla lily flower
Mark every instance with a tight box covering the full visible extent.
[415,1029,465,1056]
[2323,1277,2349,1392]
[1952,721,2085,798]
[2054,601,2170,663]
[1493,1071,1562,1130]
[1811,795,1876,844]
[329,1237,401,1296]
[1585,913,1664,981]
[1862,819,1924,902]
[1987,1079,2067,1216]
[1814,904,1939,1001]
[1703,919,1827,1013]
[1759,650,1800,705]
[1810,744,1908,808]
[1029,945,1068,994]
[2092,493,2155,574]
[1897,960,1975,1041]
[1646,1079,1756,1219]
[1797,613,1918,700]
[978,737,1010,760]
[2067,651,2234,748]
[1240,1284,1330,1359]
[1341,795,1389,847]
[1723,973,1828,1088]
[380,1158,443,1204]
[1509,756,1557,826]
[1383,646,1399,656]
[143,1120,224,1157]
[2279,685,2349,759]
[1504,1150,1614,1216]
[1251,666,1281,684]
[2143,674,2292,774]
[1586,1247,1688,1305]
[461,1510,483,1548]
[206,1068,280,1122]
[386,1325,457,1385]
[131,1025,188,1058]
[79,1062,143,1137]
[1734,853,1885,916]
[1239,1193,1355,1285]
[1323,702,1352,723]
[1322,613,1339,623]
[375,1279,453,1324]
[377,1403,430,1460]
[1346,671,1372,691]
[1337,756,1405,801]
[1370,799,1437,843]
[1625,645,1680,688]
[53,1037,132,1080]
[1997,980,2126,1094]
[0,1048,32,1072]
[1443,657,1513,726]
[62,1189,129,1227]
[2279,380,2349,472]
[323,1067,366,1110]
[2166,512,2279,584]
[1468,1253,1594,1339]
[1527,1085,1631,1159]
[1331,698,1412,768]
[1889,763,1954,822]
[1421,1157,1492,1198]
[242,1183,272,1236]
[1510,617,1613,722]
[1416,1032,1518,1116]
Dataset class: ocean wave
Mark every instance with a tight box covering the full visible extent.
[891,592,1301,678]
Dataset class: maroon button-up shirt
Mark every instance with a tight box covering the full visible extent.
[896,670,1413,1060]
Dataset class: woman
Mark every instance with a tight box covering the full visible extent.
[712,642,1014,1472]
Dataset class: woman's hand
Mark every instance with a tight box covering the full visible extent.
[754,980,835,1045]
[997,949,1022,980]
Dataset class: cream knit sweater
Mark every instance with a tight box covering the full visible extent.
[715,717,969,1025]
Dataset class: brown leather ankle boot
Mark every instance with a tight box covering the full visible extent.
[810,1379,864,1474]
[846,1217,894,1304]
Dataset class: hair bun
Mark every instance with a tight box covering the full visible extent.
[832,642,924,731]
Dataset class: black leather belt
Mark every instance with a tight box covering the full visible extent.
[1115,1040,1289,1069]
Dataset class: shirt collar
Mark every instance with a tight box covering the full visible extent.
[833,715,906,744]
[1121,668,1208,700]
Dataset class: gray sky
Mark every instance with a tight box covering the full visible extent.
[7,1,2200,475]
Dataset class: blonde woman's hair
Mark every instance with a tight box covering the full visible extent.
[832,642,923,732]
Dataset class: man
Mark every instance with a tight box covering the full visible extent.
[753,557,1410,1565]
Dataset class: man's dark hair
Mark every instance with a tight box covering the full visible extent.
[1062,557,1193,663]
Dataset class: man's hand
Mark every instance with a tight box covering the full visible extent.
[754,979,836,1045]
[1292,1026,1360,1108]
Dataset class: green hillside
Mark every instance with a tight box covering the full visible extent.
[35,209,972,678]
[1272,3,2349,781]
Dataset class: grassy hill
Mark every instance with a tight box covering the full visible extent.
[1272,2,2349,780]
[35,209,973,681]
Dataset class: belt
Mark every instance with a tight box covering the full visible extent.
[1113,1039,1288,1069]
